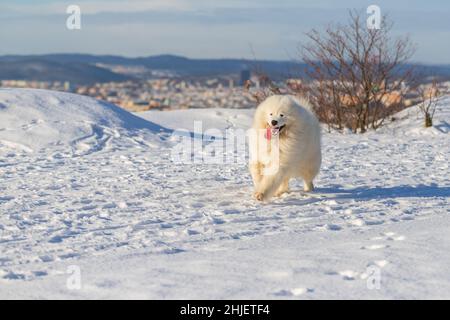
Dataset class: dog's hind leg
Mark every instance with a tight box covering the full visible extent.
[303,180,314,192]
[275,178,290,197]
[300,167,318,192]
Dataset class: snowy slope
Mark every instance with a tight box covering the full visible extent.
[0,89,165,156]
[0,89,449,299]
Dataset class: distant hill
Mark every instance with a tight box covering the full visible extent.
[0,54,303,81]
[1,54,301,75]
[1,54,450,83]
[0,58,132,84]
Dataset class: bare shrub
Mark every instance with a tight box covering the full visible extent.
[417,79,443,128]
[244,73,282,104]
[299,10,416,133]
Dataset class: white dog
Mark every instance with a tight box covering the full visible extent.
[249,95,321,201]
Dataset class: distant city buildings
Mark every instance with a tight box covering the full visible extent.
[0,80,72,92]
[0,76,257,112]
[240,69,251,86]
[1,73,448,113]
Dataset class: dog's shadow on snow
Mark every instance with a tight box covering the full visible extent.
[320,184,450,200]
[277,184,450,206]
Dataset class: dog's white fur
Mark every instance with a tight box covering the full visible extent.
[249,95,321,201]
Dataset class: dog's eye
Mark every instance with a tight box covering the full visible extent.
[280,114,284,117]
[269,113,273,116]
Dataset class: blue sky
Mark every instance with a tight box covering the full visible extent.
[1,0,449,63]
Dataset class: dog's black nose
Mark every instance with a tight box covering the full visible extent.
[271,120,278,126]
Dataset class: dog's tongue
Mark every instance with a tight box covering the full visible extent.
[266,127,279,140]
[265,128,272,140]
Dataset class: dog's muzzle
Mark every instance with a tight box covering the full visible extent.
[265,124,286,140]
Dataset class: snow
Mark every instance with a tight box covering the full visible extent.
[0,89,165,156]
[0,88,449,299]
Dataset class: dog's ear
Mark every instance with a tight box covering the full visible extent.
[253,109,266,129]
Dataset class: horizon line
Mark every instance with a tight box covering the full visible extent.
[1,52,450,66]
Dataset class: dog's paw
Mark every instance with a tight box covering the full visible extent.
[275,190,288,197]
[253,192,265,201]
[303,182,314,192]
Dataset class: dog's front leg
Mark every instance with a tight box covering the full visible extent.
[249,162,263,189]
[254,170,287,202]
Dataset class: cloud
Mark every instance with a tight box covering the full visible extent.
[1,0,191,16]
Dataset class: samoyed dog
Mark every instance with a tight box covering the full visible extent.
[249,95,321,201]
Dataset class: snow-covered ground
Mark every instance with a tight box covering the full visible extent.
[0,88,449,299]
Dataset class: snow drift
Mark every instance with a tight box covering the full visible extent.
[0,88,167,155]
